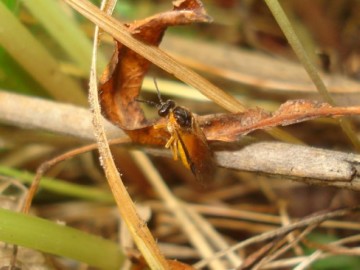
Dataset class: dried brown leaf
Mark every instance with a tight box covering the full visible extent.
[200,99,360,142]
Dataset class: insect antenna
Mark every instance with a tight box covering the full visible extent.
[135,98,159,107]
[153,77,164,104]
[135,78,165,108]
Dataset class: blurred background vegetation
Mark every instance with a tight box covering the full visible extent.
[1,0,360,269]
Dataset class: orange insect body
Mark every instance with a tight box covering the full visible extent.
[155,99,215,182]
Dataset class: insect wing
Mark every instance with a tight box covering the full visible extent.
[176,119,215,182]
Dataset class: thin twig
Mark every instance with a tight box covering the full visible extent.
[253,224,317,270]
[1,90,360,190]
[21,137,130,214]
[293,250,322,270]
[192,204,360,231]
[194,206,360,269]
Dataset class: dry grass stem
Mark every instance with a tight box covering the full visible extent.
[130,150,227,270]
[194,206,360,268]
[252,224,317,270]
[184,206,242,267]
[162,36,360,94]
[86,1,169,267]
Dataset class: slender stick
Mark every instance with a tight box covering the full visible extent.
[86,3,169,268]
[21,137,130,214]
[194,207,360,268]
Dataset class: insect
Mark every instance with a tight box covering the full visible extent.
[143,81,215,182]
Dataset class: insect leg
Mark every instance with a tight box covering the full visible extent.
[153,123,167,130]
[171,138,179,161]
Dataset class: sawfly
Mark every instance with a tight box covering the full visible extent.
[140,81,215,182]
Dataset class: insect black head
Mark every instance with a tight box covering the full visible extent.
[173,106,192,128]
[152,78,178,117]
[158,99,176,117]
[136,78,178,118]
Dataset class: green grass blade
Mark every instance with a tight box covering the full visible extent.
[0,1,87,105]
[0,208,124,269]
[0,166,114,203]
[22,0,108,74]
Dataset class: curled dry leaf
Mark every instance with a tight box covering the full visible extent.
[200,99,360,142]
